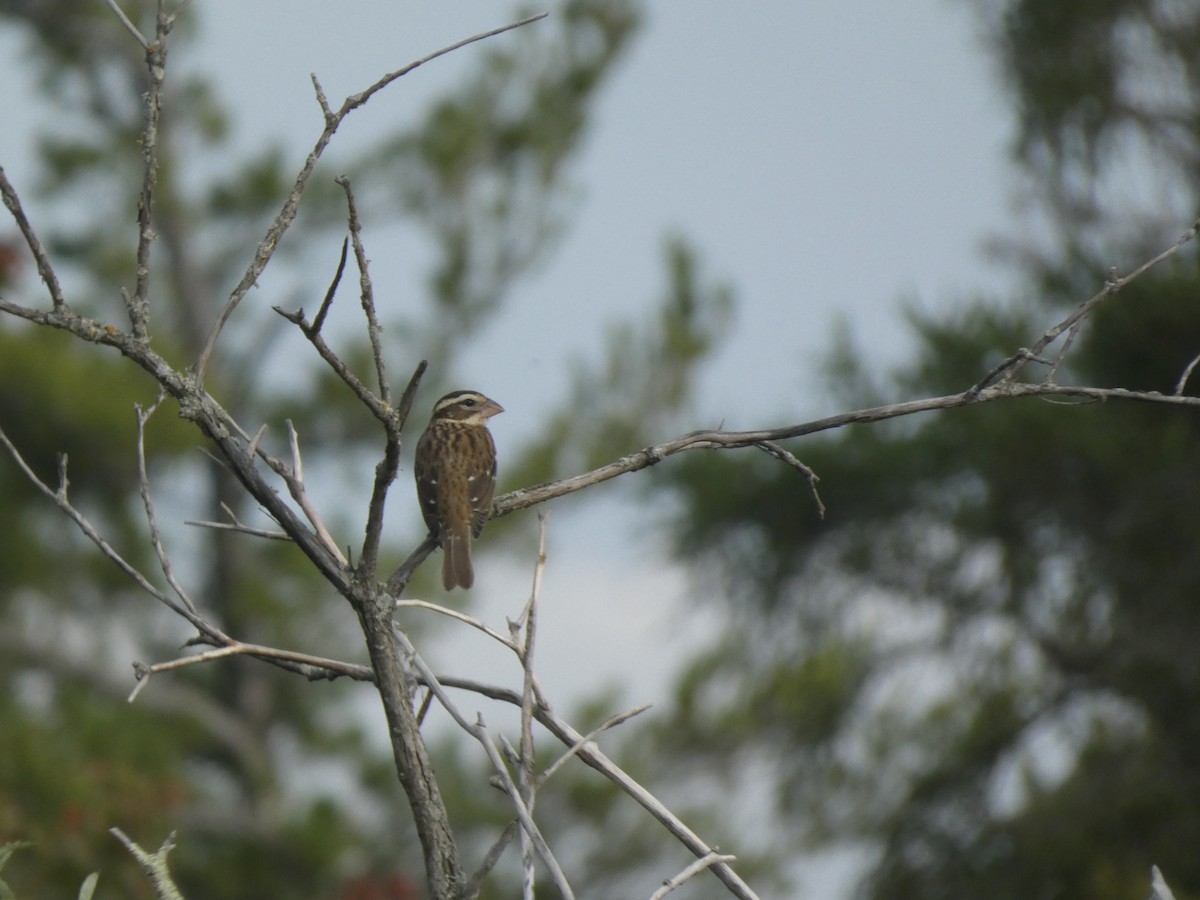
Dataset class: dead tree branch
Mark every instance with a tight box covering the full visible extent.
[194,12,548,380]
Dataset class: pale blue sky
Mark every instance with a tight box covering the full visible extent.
[185,1,1017,422]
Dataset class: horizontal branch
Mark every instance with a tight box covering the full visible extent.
[494,381,1200,518]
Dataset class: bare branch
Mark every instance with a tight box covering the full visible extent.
[340,13,549,116]
[516,515,549,898]
[360,359,428,576]
[273,302,393,423]
[539,703,650,783]
[390,623,574,896]
[135,398,199,615]
[386,533,439,594]
[357,360,429,578]
[477,715,574,899]
[163,0,193,29]
[129,640,373,702]
[362,360,428,575]
[395,599,521,653]
[650,853,739,900]
[0,166,67,309]
[311,237,348,335]
[0,423,191,620]
[246,424,268,458]
[534,709,758,899]
[493,381,1200,521]
[1151,865,1178,900]
[394,526,750,898]
[102,0,150,49]
[753,441,824,519]
[430,674,760,900]
[335,175,390,404]
[194,13,547,380]
[394,359,429,432]
[969,216,1200,393]
[110,829,183,900]
[464,820,521,897]
[281,420,347,565]
[184,519,291,541]
[464,700,649,895]
[128,1,179,339]
[1174,353,1200,396]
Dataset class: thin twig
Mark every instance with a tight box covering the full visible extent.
[517,515,549,899]
[474,716,575,899]
[164,0,193,29]
[394,599,521,653]
[274,303,393,423]
[754,441,825,519]
[0,166,67,309]
[1174,353,1200,396]
[1151,865,1178,900]
[539,703,650,783]
[339,13,548,117]
[335,175,390,404]
[311,237,348,335]
[184,519,291,540]
[282,420,347,565]
[246,423,268,459]
[129,640,371,702]
[464,701,649,894]
[650,853,738,900]
[394,359,429,432]
[128,0,176,339]
[968,217,1200,393]
[390,625,575,898]
[1044,318,1082,384]
[0,424,190,620]
[429,674,759,900]
[490,380,1200,522]
[360,359,427,576]
[464,820,522,897]
[386,533,439,594]
[194,13,547,380]
[110,829,183,900]
[531,706,758,899]
[102,0,150,48]
[135,397,199,614]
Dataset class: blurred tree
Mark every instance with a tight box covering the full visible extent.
[0,1,751,896]
[649,2,1200,898]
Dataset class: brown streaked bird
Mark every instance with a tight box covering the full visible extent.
[414,390,503,590]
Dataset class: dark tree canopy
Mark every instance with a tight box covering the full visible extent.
[657,2,1200,897]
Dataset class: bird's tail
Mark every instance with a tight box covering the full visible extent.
[442,528,474,590]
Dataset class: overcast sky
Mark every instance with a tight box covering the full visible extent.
[227,0,1016,712]
[2,3,1019,892]
[0,0,1021,757]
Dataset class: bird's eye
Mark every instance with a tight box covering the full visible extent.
[463,398,477,406]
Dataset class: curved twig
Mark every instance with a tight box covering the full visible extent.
[194,13,548,380]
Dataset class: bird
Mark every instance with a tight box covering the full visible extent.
[413,389,504,590]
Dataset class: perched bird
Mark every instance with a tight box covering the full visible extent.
[414,390,504,590]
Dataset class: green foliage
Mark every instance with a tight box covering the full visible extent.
[662,262,1200,892]
[650,3,1200,896]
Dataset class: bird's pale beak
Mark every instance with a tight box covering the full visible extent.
[480,399,504,418]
